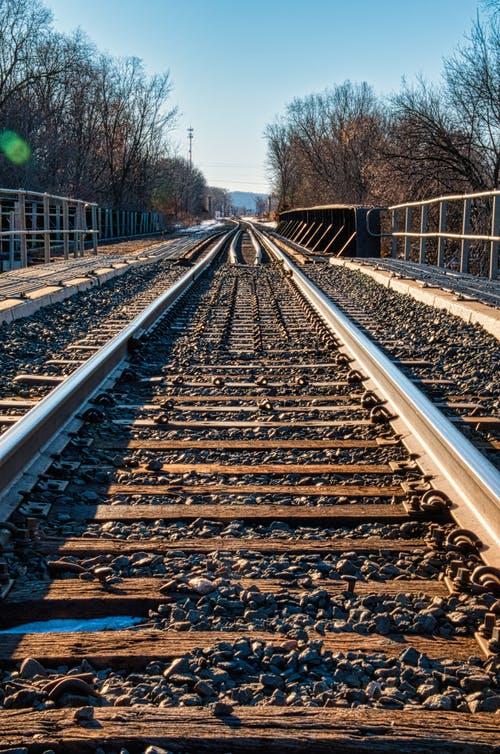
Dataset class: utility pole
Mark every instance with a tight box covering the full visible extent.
[187,127,194,168]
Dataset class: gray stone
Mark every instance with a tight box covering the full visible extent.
[114,694,132,706]
[374,615,391,635]
[19,658,47,679]
[479,695,500,712]
[399,647,421,667]
[260,674,284,689]
[81,490,100,503]
[4,689,38,709]
[163,657,189,679]
[194,680,217,697]
[468,699,482,713]
[460,674,491,692]
[269,689,287,705]
[416,614,437,632]
[73,706,94,721]
[417,682,438,701]
[181,693,202,706]
[169,673,196,686]
[212,701,234,716]
[424,694,454,710]
[346,688,368,703]
[365,681,382,699]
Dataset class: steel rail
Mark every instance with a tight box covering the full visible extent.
[256,228,500,567]
[228,229,242,264]
[0,231,233,498]
[248,229,262,265]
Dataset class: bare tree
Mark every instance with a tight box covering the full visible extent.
[97,56,175,209]
[23,31,105,197]
[207,186,231,216]
[0,0,184,215]
[153,156,207,221]
[0,0,55,109]
[444,12,500,189]
[387,9,499,197]
[266,5,498,211]
[265,119,300,211]
[255,195,268,217]
[266,81,385,208]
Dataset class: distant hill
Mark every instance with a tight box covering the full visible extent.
[230,191,268,213]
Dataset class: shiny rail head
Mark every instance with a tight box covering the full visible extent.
[255,227,500,566]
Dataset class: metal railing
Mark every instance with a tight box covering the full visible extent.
[96,207,165,243]
[0,187,168,271]
[0,188,98,270]
[369,189,499,280]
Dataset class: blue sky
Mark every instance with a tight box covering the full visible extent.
[46,0,483,194]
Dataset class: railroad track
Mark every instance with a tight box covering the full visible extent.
[0,225,498,752]
[257,226,500,457]
[0,230,227,438]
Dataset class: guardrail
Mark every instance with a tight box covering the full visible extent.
[0,188,97,270]
[0,187,167,271]
[96,207,165,245]
[277,205,381,258]
[371,189,499,280]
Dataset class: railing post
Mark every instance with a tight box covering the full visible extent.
[437,200,447,267]
[73,204,78,258]
[9,211,15,269]
[18,191,27,268]
[31,201,36,258]
[63,200,69,260]
[404,206,412,260]
[92,204,98,255]
[419,204,428,263]
[55,202,61,253]
[79,203,85,257]
[490,193,499,280]
[43,193,51,263]
[460,198,471,273]
[391,209,398,258]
